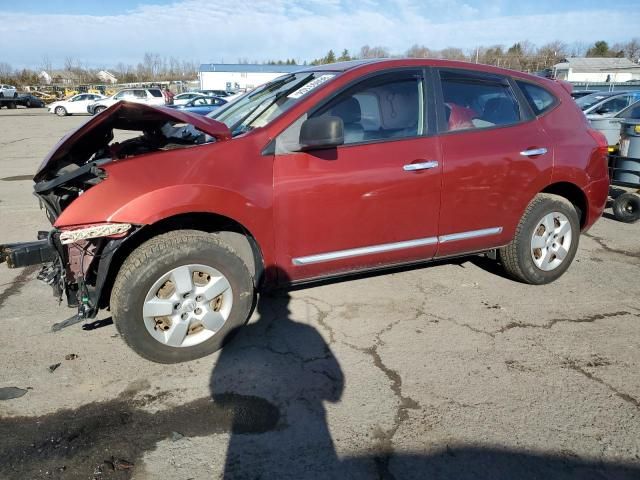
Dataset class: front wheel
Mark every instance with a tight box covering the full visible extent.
[93,106,106,115]
[499,194,580,285]
[111,231,255,363]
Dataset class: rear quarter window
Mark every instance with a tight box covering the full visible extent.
[149,89,163,98]
[517,81,557,116]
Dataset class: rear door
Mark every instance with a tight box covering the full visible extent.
[273,69,442,281]
[434,68,553,257]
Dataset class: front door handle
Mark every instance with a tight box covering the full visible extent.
[403,160,439,171]
[520,147,548,157]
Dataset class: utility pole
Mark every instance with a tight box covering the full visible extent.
[475,47,479,64]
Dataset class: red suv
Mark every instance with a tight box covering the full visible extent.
[1,59,609,363]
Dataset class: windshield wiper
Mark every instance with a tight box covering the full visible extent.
[230,74,314,135]
[248,74,296,99]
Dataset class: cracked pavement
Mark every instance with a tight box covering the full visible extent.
[1,109,639,479]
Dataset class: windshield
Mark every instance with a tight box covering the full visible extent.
[576,92,613,111]
[208,71,338,136]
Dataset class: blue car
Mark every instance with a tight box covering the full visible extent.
[168,95,227,115]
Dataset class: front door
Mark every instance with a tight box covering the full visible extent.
[273,69,442,281]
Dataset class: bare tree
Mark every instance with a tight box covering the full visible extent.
[39,55,52,73]
[406,44,432,58]
[623,38,640,62]
[439,47,467,61]
[359,45,389,59]
[0,62,13,84]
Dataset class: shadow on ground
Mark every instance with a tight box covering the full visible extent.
[1,270,639,479]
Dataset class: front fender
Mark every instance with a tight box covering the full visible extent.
[56,183,271,246]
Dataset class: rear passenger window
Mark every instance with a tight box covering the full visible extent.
[149,89,163,98]
[517,81,557,115]
[439,70,521,132]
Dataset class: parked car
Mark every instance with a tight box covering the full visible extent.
[47,93,106,116]
[17,94,45,108]
[87,88,164,115]
[589,100,640,147]
[168,95,227,115]
[570,90,597,100]
[1,59,609,363]
[197,89,233,97]
[173,92,208,105]
[577,91,640,117]
[0,84,17,98]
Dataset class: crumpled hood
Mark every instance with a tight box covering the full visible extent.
[34,101,231,182]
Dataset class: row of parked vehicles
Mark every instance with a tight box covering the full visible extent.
[570,90,640,223]
[44,87,236,117]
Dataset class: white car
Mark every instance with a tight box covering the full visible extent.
[48,93,106,117]
[0,84,17,98]
[88,88,165,115]
[173,92,205,105]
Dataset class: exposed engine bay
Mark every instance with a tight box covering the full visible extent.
[3,102,233,328]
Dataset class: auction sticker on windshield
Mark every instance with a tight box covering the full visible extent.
[287,74,335,99]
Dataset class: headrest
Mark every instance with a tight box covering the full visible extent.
[331,97,361,124]
[379,91,418,129]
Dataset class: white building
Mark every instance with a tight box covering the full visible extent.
[554,57,640,83]
[97,70,118,84]
[199,64,300,91]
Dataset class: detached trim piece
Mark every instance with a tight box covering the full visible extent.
[291,227,503,265]
[292,237,438,266]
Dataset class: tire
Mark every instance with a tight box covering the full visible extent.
[111,230,255,363]
[94,106,107,115]
[55,106,67,117]
[499,193,580,285]
[25,99,31,108]
[7,102,16,110]
[612,193,640,223]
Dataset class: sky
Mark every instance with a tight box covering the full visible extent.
[1,0,639,69]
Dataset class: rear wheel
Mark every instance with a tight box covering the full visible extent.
[111,231,255,363]
[499,194,580,285]
[612,193,640,223]
[55,106,67,116]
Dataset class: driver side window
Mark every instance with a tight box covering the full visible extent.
[275,70,424,153]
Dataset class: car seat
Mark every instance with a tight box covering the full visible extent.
[330,97,365,143]
[482,97,519,125]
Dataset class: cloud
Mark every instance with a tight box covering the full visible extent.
[0,0,639,68]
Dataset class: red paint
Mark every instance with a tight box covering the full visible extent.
[50,59,608,285]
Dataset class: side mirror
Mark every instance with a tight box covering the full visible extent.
[298,116,344,151]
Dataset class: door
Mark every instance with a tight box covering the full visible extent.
[273,69,442,281]
[69,94,91,114]
[434,68,553,257]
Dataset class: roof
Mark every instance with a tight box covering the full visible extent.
[199,64,300,73]
[554,57,640,72]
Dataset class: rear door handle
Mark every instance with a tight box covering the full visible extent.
[520,148,548,157]
[403,160,439,171]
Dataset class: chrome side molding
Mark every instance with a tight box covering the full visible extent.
[292,227,503,265]
[438,227,503,244]
[292,237,438,266]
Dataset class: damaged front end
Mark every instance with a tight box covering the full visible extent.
[1,101,232,329]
